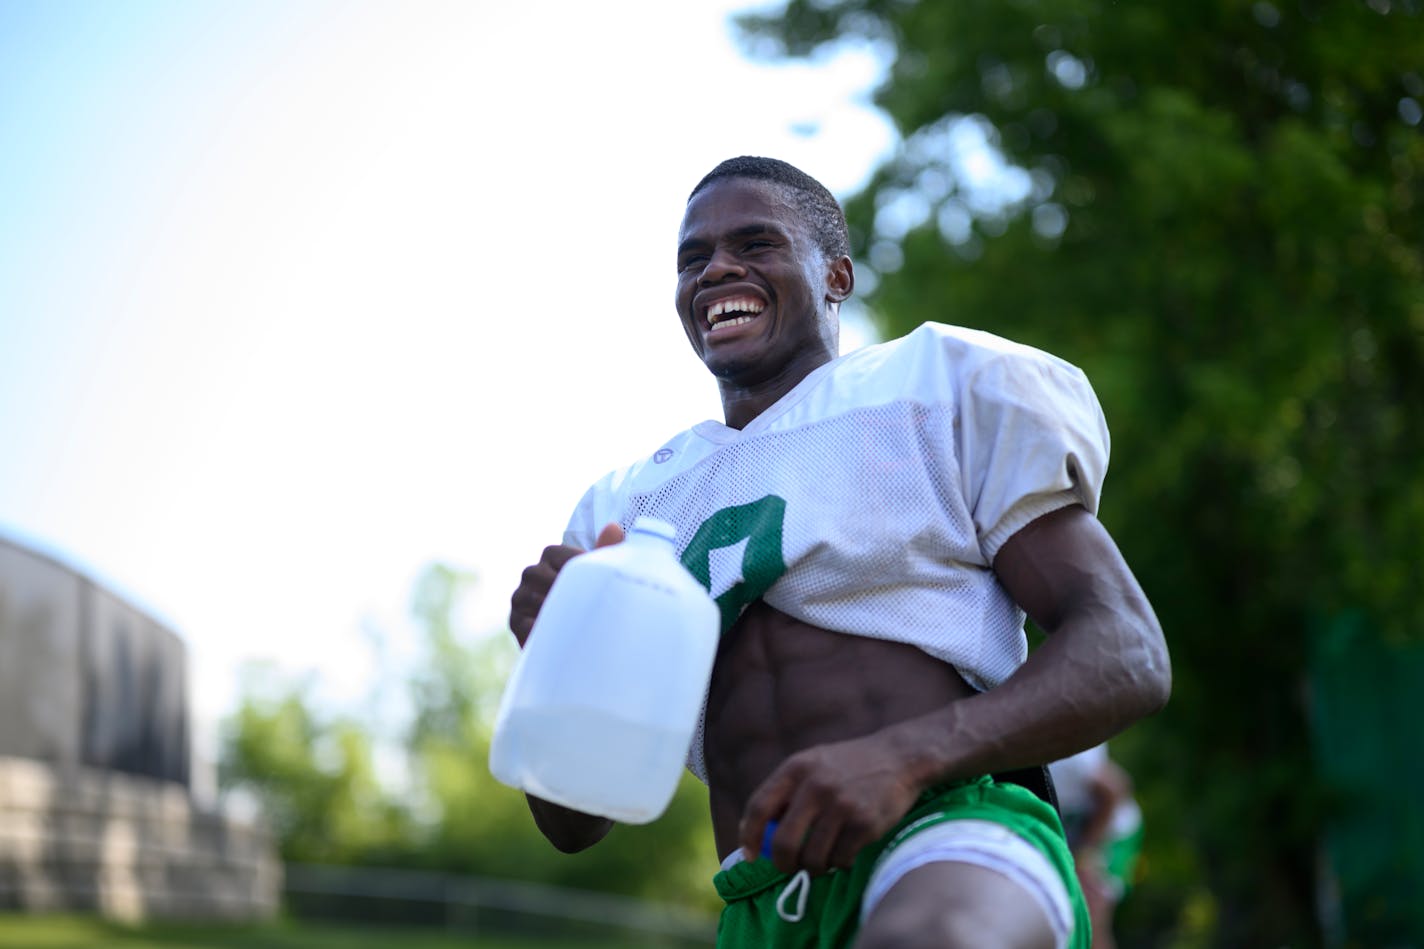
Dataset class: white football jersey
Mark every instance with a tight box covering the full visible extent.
[563,321,1110,781]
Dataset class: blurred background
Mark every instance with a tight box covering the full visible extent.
[1,0,1421,947]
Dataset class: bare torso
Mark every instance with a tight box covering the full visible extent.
[704,600,977,860]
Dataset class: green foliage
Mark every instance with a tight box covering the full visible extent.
[739,1,1423,945]
[220,565,720,914]
[218,667,408,865]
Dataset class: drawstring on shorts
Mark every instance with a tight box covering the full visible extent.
[776,869,811,923]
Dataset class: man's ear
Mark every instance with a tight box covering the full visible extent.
[826,254,854,303]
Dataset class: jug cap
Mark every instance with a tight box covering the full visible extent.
[629,516,677,542]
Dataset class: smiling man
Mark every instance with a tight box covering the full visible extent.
[508,156,1170,949]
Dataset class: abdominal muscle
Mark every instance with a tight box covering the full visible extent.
[703,599,978,861]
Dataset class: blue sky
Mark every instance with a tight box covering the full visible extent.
[0,0,898,764]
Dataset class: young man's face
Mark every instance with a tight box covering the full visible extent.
[674,177,841,387]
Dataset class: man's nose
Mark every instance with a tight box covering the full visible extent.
[698,247,745,286]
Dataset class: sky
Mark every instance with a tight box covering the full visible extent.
[0,0,900,768]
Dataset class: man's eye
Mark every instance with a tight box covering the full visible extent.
[679,256,707,271]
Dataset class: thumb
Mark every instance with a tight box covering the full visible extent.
[594,522,625,548]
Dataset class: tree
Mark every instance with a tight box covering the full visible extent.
[218,664,408,865]
[737,2,1423,945]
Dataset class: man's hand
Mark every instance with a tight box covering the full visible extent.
[508,522,624,647]
[738,731,921,875]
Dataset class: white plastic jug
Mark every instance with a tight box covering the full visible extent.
[489,517,720,823]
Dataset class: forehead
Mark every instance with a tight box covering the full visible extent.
[678,177,806,244]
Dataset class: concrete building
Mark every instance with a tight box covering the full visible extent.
[0,534,279,921]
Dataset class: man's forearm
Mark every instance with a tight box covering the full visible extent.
[894,504,1171,787]
[890,603,1170,789]
[525,794,614,853]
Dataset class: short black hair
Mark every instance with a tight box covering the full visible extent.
[689,156,850,261]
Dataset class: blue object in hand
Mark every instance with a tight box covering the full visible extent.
[760,820,779,859]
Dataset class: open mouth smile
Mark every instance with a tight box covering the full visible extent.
[706,297,766,333]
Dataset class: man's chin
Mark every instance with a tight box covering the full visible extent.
[704,351,762,383]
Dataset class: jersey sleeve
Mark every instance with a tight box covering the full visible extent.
[562,484,601,550]
[958,350,1110,562]
[561,468,628,550]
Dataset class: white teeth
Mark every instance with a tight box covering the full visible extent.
[707,298,765,324]
[709,315,755,331]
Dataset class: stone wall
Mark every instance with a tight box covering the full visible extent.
[0,757,280,920]
[0,534,279,921]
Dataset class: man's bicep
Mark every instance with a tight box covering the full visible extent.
[991,504,1138,635]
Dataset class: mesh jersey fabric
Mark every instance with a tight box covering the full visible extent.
[562,321,1111,782]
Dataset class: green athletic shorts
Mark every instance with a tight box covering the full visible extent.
[712,775,1090,948]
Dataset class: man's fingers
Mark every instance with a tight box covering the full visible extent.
[508,543,589,648]
[798,816,850,875]
[746,763,814,854]
[827,816,875,870]
[510,566,553,618]
[594,522,625,548]
[542,544,585,570]
[739,768,796,861]
[764,785,822,873]
[509,614,534,646]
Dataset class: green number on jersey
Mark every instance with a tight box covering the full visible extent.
[679,495,788,633]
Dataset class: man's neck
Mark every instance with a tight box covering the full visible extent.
[717,351,835,430]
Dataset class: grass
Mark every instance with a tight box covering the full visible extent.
[0,912,687,949]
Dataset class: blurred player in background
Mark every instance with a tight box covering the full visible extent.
[1049,744,1144,949]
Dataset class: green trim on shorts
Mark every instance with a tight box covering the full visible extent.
[712,775,1091,948]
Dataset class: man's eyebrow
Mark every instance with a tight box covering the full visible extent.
[677,224,782,257]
